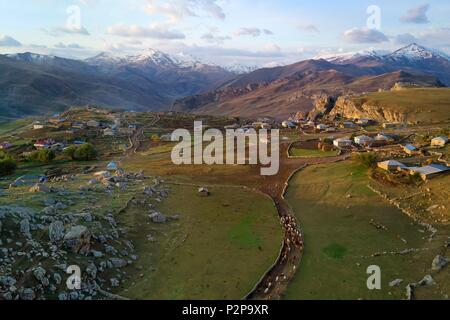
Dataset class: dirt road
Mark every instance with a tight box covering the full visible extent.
[246,142,350,300]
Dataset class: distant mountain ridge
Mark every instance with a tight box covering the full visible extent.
[0,49,235,120]
[0,43,449,121]
[173,44,449,119]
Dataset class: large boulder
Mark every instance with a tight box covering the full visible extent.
[49,221,65,243]
[64,225,91,254]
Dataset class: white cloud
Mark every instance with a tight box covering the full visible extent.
[144,0,225,24]
[0,35,22,47]
[48,25,90,36]
[107,24,185,40]
[234,28,273,37]
[342,27,389,43]
[401,4,430,24]
[298,24,320,33]
[55,42,85,49]
[394,33,418,45]
[201,33,231,44]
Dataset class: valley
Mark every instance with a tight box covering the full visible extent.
[0,102,449,300]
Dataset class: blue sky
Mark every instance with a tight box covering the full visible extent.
[1,0,449,66]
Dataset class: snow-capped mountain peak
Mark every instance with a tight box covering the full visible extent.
[313,49,385,63]
[6,52,57,64]
[386,43,448,61]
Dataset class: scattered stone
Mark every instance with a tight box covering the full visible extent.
[109,258,127,268]
[33,266,49,286]
[149,212,167,224]
[49,221,65,243]
[110,278,120,287]
[19,288,36,300]
[418,275,435,286]
[20,219,31,237]
[64,225,91,254]
[91,250,103,258]
[431,255,449,272]
[389,279,403,287]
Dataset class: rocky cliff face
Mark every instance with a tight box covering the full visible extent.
[307,95,336,120]
[329,96,408,123]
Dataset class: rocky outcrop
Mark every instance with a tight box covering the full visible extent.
[330,96,408,123]
[63,225,91,254]
[307,95,336,120]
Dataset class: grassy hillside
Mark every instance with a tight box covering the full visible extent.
[350,88,450,123]
[285,161,450,300]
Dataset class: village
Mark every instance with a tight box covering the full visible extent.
[0,105,449,301]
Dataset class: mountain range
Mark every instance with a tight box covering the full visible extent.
[173,44,450,119]
[0,49,235,120]
[0,43,449,120]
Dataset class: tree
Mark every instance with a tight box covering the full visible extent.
[63,145,78,160]
[29,149,55,163]
[73,143,98,161]
[354,152,378,168]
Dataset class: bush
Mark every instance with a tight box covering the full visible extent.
[73,143,98,161]
[0,152,17,176]
[29,149,55,163]
[354,152,378,168]
[65,143,98,161]
[63,145,78,160]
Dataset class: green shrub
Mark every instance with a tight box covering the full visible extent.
[65,143,98,161]
[353,152,378,168]
[0,152,17,176]
[63,145,78,160]
[29,149,55,163]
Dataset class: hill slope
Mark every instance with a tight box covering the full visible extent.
[0,51,234,120]
[330,87,450,123]
[173,44,450,119]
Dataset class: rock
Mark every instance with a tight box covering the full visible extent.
[49,221,65,243]
[54,202,67,210]
[29,184,50,193]
[91,250,103,258]
[110,278,120,287]
[58,292,68,300]
[85,263,98,279]
[143,186,154,197]
[64,225,91,254]
[0,276,17,287]
[2,292,13,300]
[88,179,99,185]
[109,258,127,268]
[33,266,49,286]
[389,279,403,287]
[418,275,435,286]
[53,273,62,285]
[19,288,36,300]
[149,212,167,224]
[20,219,31,237]
[431,255,449,272]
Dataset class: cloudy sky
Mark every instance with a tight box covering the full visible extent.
[1,0,449,66]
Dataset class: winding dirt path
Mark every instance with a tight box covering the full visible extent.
[246,142,350,300]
